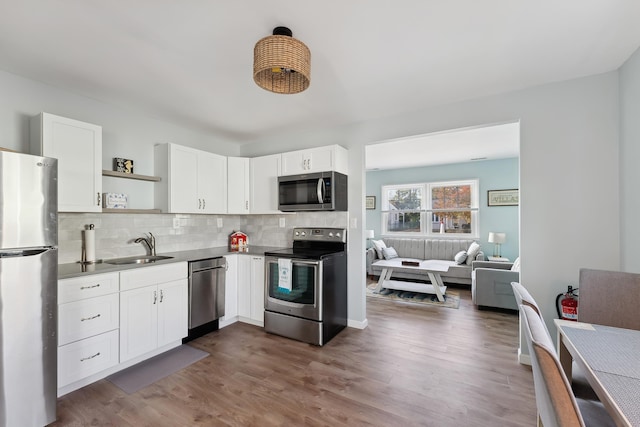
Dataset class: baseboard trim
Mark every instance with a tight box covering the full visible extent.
[518,347,531,365]
[348,318,368,329]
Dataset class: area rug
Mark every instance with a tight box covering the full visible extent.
[107,345,209,394]
[366,282,460,309]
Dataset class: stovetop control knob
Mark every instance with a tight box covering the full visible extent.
[336,232,341,238]
[301,231,306,236]
[294,231,299,236]
[328,232,334,237]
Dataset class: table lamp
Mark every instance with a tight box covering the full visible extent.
[365,230,375,248]
[488,232,506,257]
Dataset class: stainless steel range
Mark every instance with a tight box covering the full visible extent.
[264,228,347,346]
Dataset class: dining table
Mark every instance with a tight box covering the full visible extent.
[554,319,640,427]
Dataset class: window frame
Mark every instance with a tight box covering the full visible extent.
[381,179,479,238]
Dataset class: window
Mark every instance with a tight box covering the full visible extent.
[381,180,479,237]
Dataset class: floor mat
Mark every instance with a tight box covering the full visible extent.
[107,345,209,394]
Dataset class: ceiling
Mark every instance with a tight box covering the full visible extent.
[0,1,639,146]
[366,122,520,170]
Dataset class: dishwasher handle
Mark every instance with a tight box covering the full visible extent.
[189,257,226,274]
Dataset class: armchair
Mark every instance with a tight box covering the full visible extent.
[472,260,519,310]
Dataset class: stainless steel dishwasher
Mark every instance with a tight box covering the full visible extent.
[185,257,226,342]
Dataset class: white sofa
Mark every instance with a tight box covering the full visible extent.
[366,237,485,285]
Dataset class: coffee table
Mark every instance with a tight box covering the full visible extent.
[372,259,451,302]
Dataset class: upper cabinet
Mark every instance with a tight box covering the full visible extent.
[250,154,281,214]
[280,145,348,176]
[155,143,227,214]
[227,157,250,214]
[30,113,102,212]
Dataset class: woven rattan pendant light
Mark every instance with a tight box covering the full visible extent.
[253,27,310,94]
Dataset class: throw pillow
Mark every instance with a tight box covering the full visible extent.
[511,257,521,272]
[382,246,399,260]
[454,250,468,265]
[371,239,387,259]
[466,241,481,265]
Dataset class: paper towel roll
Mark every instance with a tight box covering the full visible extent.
[83,229,96,262]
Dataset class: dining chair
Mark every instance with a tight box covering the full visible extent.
[578,268,640,330]
[520,305,615,427]
[511,281,599,401]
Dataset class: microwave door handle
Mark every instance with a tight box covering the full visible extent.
[317,178,324,203]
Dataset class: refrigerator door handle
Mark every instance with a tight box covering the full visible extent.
[0,247,54,258]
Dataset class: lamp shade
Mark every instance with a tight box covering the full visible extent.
[365,230,375,239]
[488,232,506,244]
[253,27,310,94]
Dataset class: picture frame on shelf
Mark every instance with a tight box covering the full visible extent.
[365,196,376,210]
[488,189,519,206]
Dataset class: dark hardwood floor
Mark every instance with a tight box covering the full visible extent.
[53,285,536,426]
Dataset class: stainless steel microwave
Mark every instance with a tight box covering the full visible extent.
[278,171,348,211]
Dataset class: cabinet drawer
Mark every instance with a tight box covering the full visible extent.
[58,329,119,388]
[120,262,187,291]
[59,293,119,346]
[59,272,119,304]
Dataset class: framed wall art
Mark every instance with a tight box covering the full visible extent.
[365,196,376,210]
[488,189,519,206]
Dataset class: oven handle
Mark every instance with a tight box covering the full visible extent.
[266,257,321,267]
[316,178,324,203]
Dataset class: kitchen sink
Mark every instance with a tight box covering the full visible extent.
[104,255,174,265]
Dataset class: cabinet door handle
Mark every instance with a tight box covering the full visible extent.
[80,284,100,290]
[153,290,157,304]
[198,198,202,209]
[97,192,101,206]
[203,199,206,209]
[245,201,249,210]
[160,289,164,303]
[80,352,100,362]
[81,313,101,322]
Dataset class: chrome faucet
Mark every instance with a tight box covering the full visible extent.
[134,232,156,256]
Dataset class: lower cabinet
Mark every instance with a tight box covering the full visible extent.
[57,263,188,396]
[237,255,265,326]
[119,264,188,363]
[119,278,187,362]
[57,272,120,394]
[222,254,264,328]
[220,254,239,328]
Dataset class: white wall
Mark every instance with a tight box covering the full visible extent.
[0,69,239,208]
[241,72,621,339]
[620,47,640,272]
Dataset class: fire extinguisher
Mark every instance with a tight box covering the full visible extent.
[556,286,579,321]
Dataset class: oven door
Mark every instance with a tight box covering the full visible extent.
[264,256,322,321]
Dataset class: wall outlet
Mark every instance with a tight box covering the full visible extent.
[279,217,285,228]
[172,218,180,229]
[217,218,223,228]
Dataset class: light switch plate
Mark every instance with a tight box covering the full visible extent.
[279,218,285,228]
[217,218,223,228]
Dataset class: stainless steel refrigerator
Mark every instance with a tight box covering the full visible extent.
[0,150,57,426]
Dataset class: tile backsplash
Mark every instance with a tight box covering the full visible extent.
[58,212,348,264]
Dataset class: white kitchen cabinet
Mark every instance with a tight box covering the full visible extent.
[227,157,250,214]
[220,254,238,328]
[30,112,102,212]
[250,154,281,213]
[250,256,265,325]
[155,143,227,214]
[119,262,188,363]
[237,255,264,326]
[57,272,120,394]
[280,145,348,176]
